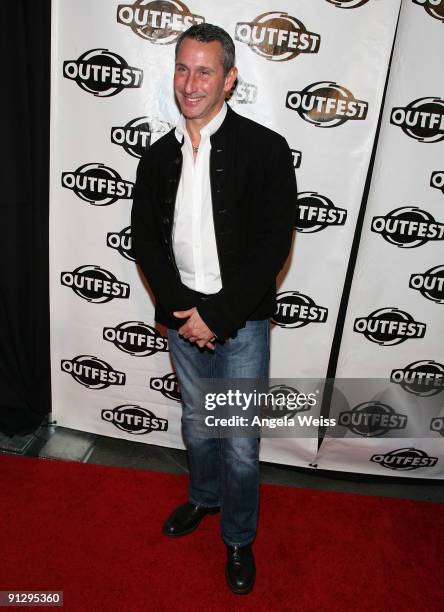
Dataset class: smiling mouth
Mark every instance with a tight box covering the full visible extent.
[182,95,204,103]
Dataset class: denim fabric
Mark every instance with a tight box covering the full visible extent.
[167,320,269,546]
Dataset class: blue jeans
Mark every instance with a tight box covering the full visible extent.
[167,320,269,547]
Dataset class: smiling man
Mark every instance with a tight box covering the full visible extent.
[131,23,297,595]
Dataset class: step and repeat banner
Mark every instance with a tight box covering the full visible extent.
[316,0,444,479]
[50,0,401,469]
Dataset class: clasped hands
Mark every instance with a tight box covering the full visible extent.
[174,307,216,350]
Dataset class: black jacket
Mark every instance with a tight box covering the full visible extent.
[131,105,297,341]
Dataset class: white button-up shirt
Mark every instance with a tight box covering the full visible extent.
[172,103,227,294]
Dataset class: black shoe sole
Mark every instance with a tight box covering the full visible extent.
[225,567,255,595]
[162,507,220,538]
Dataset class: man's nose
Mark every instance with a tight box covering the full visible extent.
[184,72,197,93]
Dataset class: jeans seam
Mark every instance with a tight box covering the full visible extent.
[212,343,223,509]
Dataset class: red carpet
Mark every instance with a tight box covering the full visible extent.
[0,454,442,612]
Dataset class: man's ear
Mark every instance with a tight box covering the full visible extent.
[224,66,238,94]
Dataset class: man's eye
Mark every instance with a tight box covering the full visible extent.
[200,71,209,76]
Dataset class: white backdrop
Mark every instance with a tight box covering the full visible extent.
[50,0,402,469]
[316,0,444,478]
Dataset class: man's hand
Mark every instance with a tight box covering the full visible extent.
[174,307,216,350]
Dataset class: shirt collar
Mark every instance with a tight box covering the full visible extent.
[175,102,227,143]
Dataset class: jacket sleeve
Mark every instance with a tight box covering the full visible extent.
[131,149,197,316]
[198,135,297,340]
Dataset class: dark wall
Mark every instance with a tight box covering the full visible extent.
[0,0,51,435]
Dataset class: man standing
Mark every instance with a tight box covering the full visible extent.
[131,24,297,594]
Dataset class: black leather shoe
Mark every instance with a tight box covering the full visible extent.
[162,502,219,537]
[225,544,255,594]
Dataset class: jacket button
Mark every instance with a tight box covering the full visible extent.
[218,208,227,214]
[216,168,224,173]
[216,148,223,153]
[162,217,170,224]
[173,158,180,165]
[165,197,173,204]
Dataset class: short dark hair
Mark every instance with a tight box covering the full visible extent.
[175,24,235,75]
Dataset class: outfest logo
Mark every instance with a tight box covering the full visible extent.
[61,355,126,389]
[339,402,407,437]
[103,322,169,357]
[63,49,143,97]
[235,12,320,61]
[390,98,444,143]
[273,291,328,328]
[430,417,444,436]
[431,171,444,195]
[232,77,258,105]
[370,448,438,471]
[353,307,426,346]
[409,265,444,304]
[371,207,444,248]
[326,0,371,7]
[107,226,135,262]
[412,0,444,22]
[62,164,134,206]
[102,405,168,435]
[150,372,181,402]
[286,82,368,127]
[391,360,444,397]
[327,0,368,8]
[111,117,172,158]
[117,0,204,43]
[261,384,313,419]
[61,266,130,303]
[295,192,347,232]
[291,150,302,169]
